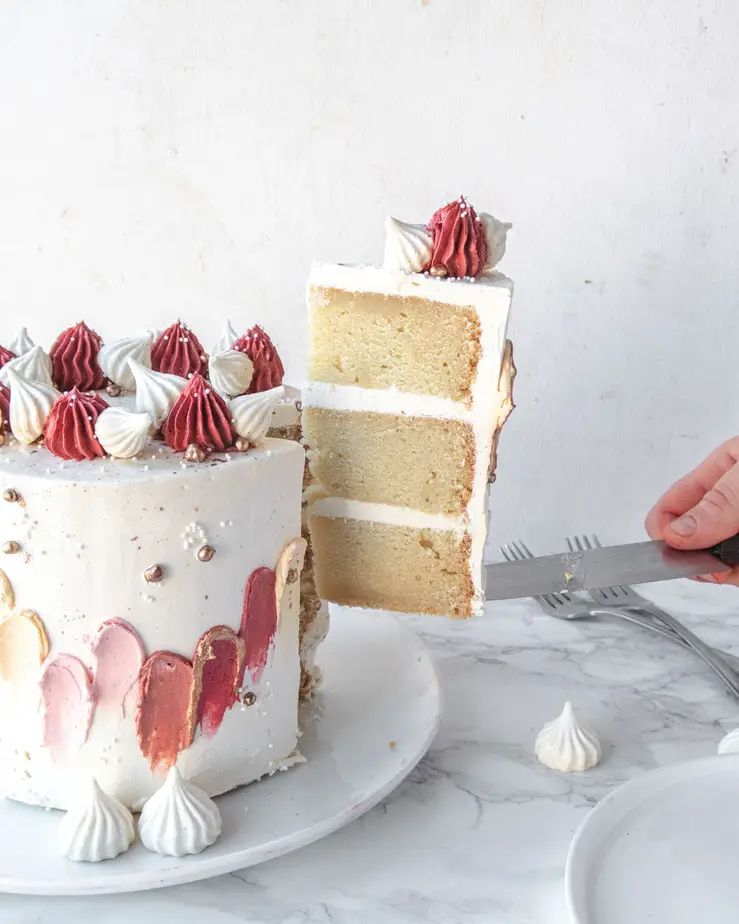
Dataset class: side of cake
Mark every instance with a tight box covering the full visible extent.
[0,318,312,822]
[304,198,516,618]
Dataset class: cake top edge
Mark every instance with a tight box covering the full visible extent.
[0,434,303,485]
[308,262,513,308]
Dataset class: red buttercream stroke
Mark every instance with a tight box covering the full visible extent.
[0,383,9,432]
[49,321,105,391]
[44,388,108,461]
[151,321,208,379]
[39,654,95,764]
[90,619,145,718]
[0,345,16,371]
[232,326,285,394]
[136,651,194,772]
[426,196,488,278]
[239,567,278,682]
[163,373,234,452]
[191,626,246,738]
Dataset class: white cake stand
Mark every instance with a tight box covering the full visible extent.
[0,607,442,895]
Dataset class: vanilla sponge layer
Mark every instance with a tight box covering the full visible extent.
[304,407,474,517]
[308,285,481,404]
[308,514,474,619]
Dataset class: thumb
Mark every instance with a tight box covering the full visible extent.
[665,462,739,549]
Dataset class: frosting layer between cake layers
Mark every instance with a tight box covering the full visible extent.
[0,436,305,809]
[304,261,514,618]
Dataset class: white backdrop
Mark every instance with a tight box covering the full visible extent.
[1,0,737,554]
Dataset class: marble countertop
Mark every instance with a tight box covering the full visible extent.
[4,580,739,923]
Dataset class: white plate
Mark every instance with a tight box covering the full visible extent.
[566,755,739,924]
[0,607,441,895]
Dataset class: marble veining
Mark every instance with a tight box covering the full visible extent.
[3,579,739,923]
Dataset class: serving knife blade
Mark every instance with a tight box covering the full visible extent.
[484,537,739,602]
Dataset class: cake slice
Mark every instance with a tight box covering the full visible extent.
[304,197,515,618]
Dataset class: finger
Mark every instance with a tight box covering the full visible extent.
[646,439,739,540]
[663,459,739,548]
[693,567,739,586]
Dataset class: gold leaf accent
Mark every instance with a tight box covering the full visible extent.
[0,569,14,612]
[274,537,307,613]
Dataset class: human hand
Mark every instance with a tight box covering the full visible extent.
[645,438,739,586]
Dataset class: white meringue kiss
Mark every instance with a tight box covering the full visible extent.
[139,767,222,857]
[7,368,61,445]
[212,319,238,356]
[0,344,53,388]
[99,332,154,392]
[382,217,433,274]
[95,407,152,459]
[208,349,254,398]
[534,702,601,773]
[129,357,187,430]
[58,777,135,863]
[480,213,512,271]
[230,386,285,445]
[9,327,35,356]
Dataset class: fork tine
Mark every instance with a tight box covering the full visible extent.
[592,534,603,548]
[580,534,594,550]
[566,536,574,552]
[500,544,514,562]
[516,539,535,559]
[574,535,584,552]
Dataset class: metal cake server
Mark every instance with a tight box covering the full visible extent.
[485,536,739,602]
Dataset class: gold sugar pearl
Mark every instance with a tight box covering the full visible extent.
[242,691,256,707]
[144,564,165,583]
[2,489,20,504]
[197,545,215,563]
[105,382,123,398]
[2,541,20,555]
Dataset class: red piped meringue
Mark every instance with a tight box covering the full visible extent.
[163,373,234,452]
[0,345,16,371]
[151,322,208,379]
[232,325,284,393]
[426,196,488,278]
[0,383,9,432]
[49,321,105,391]
[44,388,108,461]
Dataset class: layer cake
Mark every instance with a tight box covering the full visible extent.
[305,198,516,618]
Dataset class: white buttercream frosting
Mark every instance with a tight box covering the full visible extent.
[0,344,53,388]
[212,319,239,356]
[7,368,61,445]
[480,213,512,271]
[57,777,135,862]
[9,327,35,356]
[231,386,286,444]
[95,407,152,459]
[382,217,433,273]
[718,728,739,755]
[129,358,188,429]
[534,702,601,772]
[208,349,254,398]
[99,333,154,392]
[139,767,222,857]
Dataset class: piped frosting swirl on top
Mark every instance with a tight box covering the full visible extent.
[44,389,109,461]
[382,196,511,278]
[152,321,208,379]
[163,373,234,452]
[232,325,285,394]
[50,322,106,392]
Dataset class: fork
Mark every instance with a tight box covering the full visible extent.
[501,540,739,699]
[563,534,739,698]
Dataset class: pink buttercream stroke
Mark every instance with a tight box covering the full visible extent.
[39,654,95,764]
[90,619,145,718]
